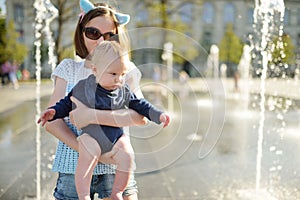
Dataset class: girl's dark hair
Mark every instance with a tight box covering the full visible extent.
[74,3,129,59]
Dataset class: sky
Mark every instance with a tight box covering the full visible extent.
[0,0,6,15]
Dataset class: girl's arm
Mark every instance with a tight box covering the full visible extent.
[69,97,147,130]
[44,77,79,151]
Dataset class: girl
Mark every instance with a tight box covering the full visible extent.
[45,0,145,199]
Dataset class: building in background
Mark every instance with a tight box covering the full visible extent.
[4,0,300,78]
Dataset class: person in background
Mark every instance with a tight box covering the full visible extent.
[1,61,11,86]
[9,61,20,89]
[44,0,147,199]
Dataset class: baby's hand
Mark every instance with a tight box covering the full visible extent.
[160,113,170,128]
[37,108,56,127]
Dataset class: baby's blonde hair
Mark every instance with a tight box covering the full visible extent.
[91,41,129,72]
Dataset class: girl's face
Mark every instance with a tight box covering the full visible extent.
[84,15,116,54]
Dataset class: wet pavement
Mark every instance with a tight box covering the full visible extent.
[0,78,300,200]
[0,82,56,200]
[0,81,53,114]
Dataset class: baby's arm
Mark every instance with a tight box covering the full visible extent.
[37,109,56,127]
[38,91,73,127]
[160,113,170,128]
[128,87,171,127]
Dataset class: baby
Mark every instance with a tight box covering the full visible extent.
[38,41,170,200]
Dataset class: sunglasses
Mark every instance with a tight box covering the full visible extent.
[83,27,116,41]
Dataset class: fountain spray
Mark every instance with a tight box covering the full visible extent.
[34,0,58,198]
[252,0,285,193]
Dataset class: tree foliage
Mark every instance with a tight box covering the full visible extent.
[218,23,244,77]
[134,0,202,64]
[268,33,296,77]
[51,0,78,63]
[270,34,295,65]
[219,23,243,65]
[0,17,6,64]
[0,20,28,64]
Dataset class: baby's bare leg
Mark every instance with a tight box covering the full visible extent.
[110,135,135,200]
[76,133,101,200]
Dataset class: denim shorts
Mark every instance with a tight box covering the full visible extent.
[53,173,138,200]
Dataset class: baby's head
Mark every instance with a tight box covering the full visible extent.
[91,41,130,90]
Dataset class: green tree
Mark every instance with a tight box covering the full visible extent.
[219,23,243,77]
[51,0,78,63]
[268,33,295,77]
[2,20,28,64]
[0,17,6,64]
[134,0,201,64]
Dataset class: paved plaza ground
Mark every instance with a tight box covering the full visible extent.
[0,77,300,200]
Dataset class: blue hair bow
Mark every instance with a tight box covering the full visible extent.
[79,0,130,25]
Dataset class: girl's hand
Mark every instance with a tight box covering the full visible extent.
[69,96,93,129]
[37,109,56,126]
[160,113,170,128]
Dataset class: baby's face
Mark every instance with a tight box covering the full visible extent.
[96,57,129,90]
